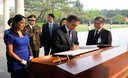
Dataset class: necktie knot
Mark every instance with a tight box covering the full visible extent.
[95,30,99,36]
[96,30,98,34]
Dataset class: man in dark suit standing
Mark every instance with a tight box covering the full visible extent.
[86,16,112,45]
[42,14,59,55]
[51,15,79,54]
[24,14,42,58]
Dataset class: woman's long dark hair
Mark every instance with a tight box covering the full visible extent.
[10,14,26,36]
[60,18,67,27]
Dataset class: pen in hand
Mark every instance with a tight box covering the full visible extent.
[70,43,79,50]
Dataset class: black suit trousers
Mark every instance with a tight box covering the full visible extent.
[44,47,51,55]
[32,50,39,58]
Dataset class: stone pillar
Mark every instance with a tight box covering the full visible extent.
[3,0,10,30]
[15,0,24,15]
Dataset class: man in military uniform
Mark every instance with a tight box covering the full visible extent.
[24,14,42,58]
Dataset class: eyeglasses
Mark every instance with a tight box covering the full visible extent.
[69,22,79,27]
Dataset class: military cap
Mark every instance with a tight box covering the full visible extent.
[27,14,36,21]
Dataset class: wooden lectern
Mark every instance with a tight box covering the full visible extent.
[27,46,128,78]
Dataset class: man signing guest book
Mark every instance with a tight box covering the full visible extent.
[51,15,80,54]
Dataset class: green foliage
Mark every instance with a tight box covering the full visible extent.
[112,15,124,23]
[85,9,100,22]
[23,0,128,25]
[120,10,128,17]
[24,0,76,23]
[74,0,84,11]
[76,24,127,32]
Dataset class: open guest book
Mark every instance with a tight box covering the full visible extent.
[54,45,99,56]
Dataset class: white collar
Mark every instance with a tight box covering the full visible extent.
[29,24,34,29]
[48,22,54,25]
[94,28,102,36]
[95,28,102,33]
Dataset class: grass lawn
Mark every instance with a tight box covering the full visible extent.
[36,23,127,32]
[75,24,126,32]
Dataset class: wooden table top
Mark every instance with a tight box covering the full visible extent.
[29,45,128,75]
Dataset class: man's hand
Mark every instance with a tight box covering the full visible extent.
[70,44,79,50]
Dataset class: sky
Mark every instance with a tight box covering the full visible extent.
[9,0,128,10]
[79,0,128,10]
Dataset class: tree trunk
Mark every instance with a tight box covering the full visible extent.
[36,9,47,21]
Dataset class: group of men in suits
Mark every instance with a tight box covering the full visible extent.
[25,14,112,57]
[51,16,112,54]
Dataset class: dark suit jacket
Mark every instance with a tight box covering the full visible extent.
[51,26,79,54]
[24,25,42,51]
[42,23,59,47]
[86,28,112,45]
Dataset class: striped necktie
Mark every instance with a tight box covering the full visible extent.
[68,30,72,43]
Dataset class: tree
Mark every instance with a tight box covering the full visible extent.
[23,0,128,24]
[85,9,100,22]
[112,15,124,23]
[24,0,75,22]
[74,0,84,11]
[121,10,128,17]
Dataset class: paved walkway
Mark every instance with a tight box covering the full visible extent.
[0,33,10,78]
[0,28,128,78]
